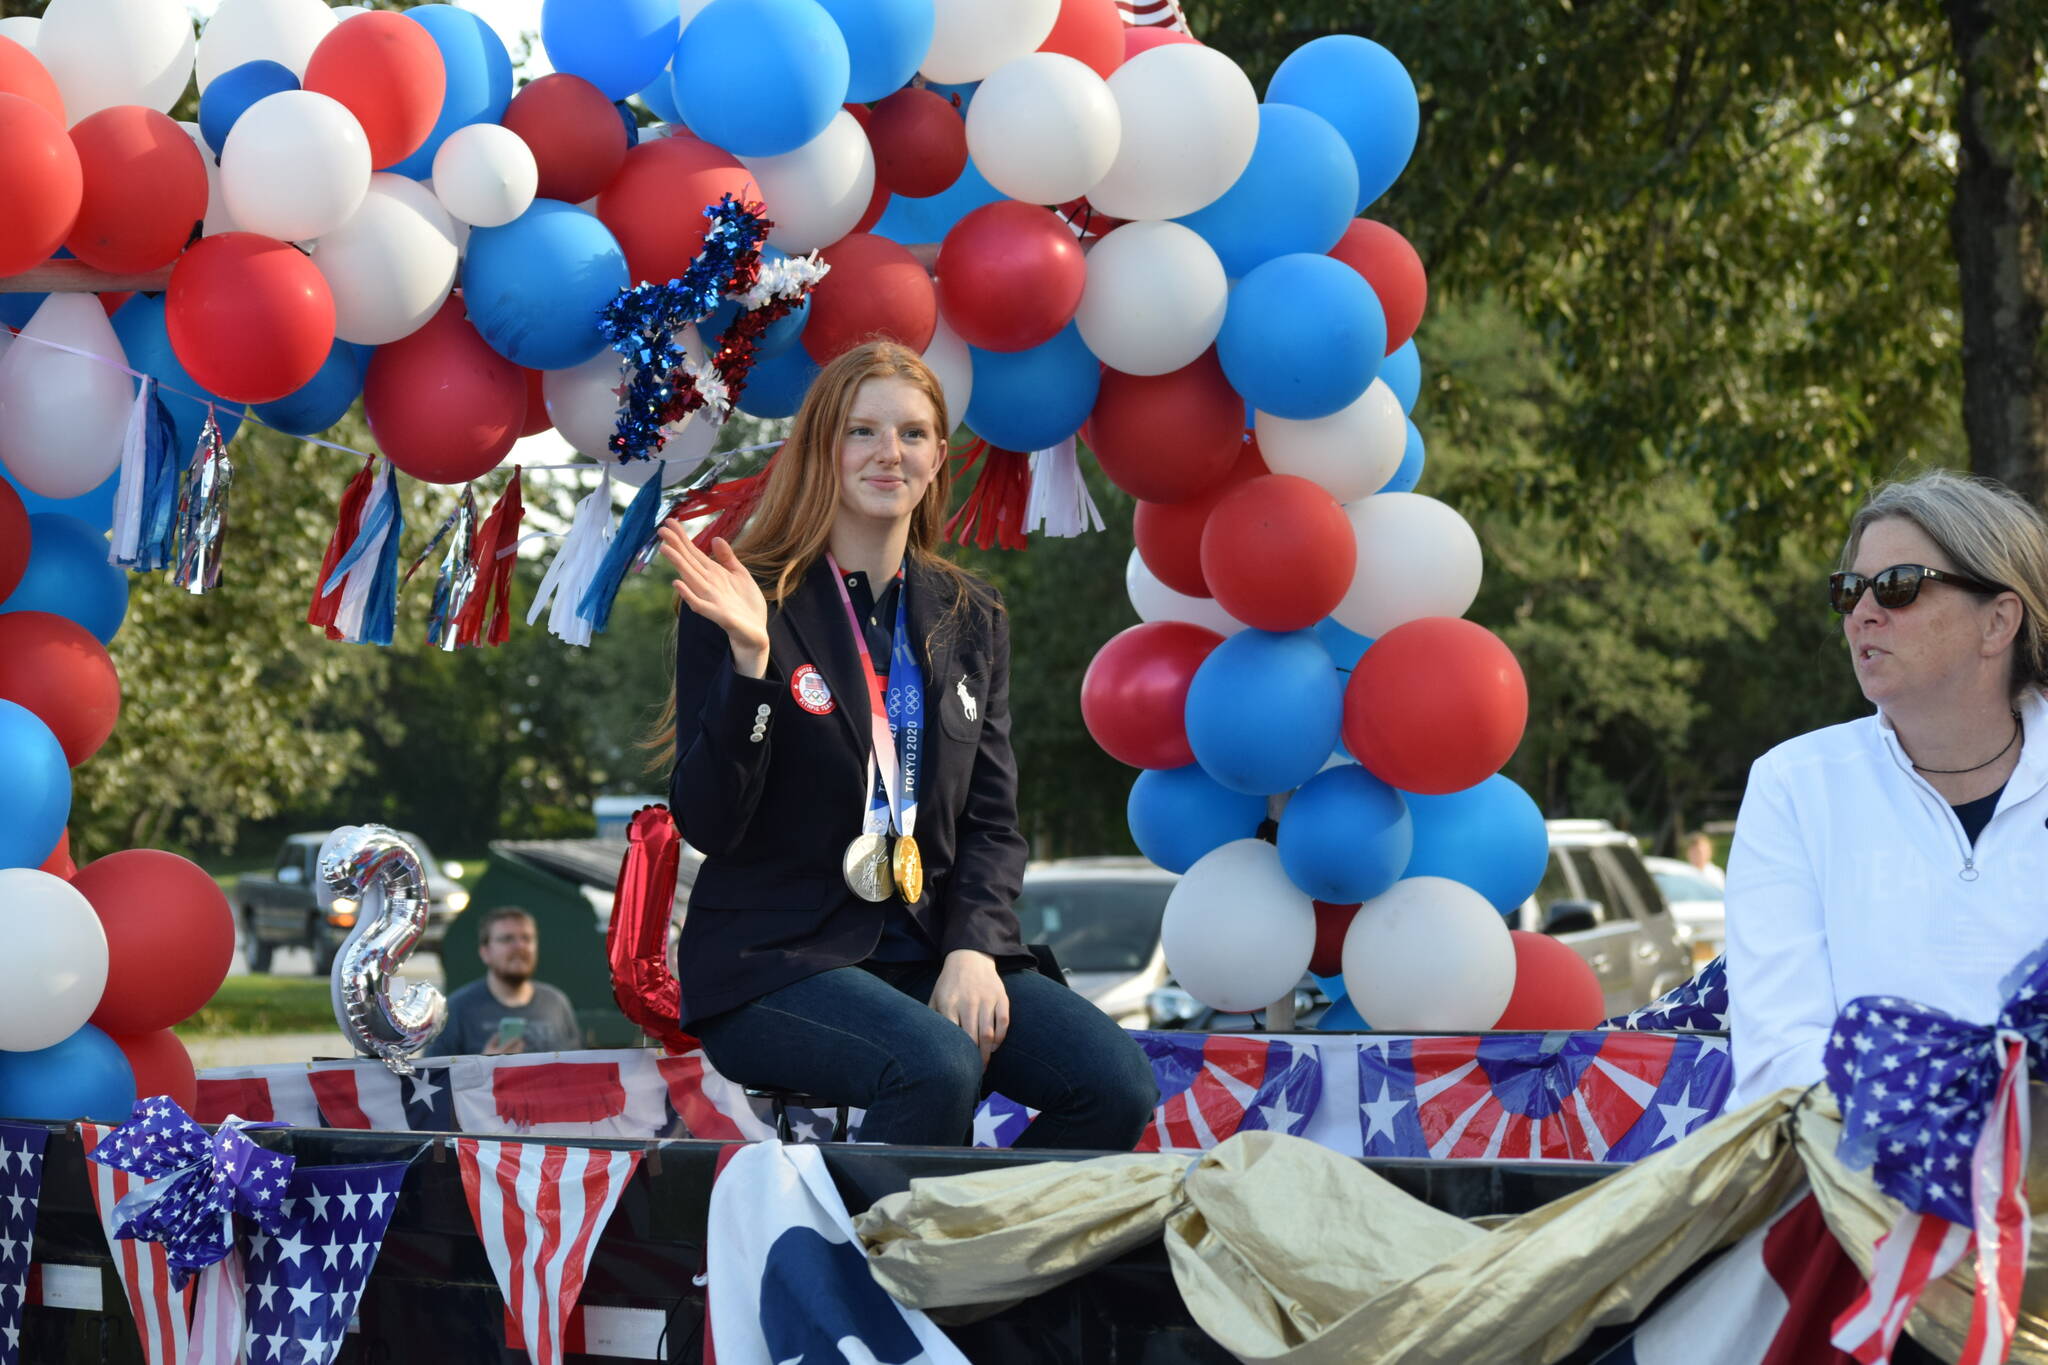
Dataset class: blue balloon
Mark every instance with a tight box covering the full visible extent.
[638,62,684,122]
[698,247,811,357]
[463,200,629,370]
[111,294,244,456]
[386,5,517,179]
[965,324,1099,452]
[0,293,42,330]
[1217,253,1386,420]
[737,343,823,419]
[1316,993,1368,1031]
[198,59,297,157]
[1402,774,1549,914]
[1380,337,1420,413]
[1127,766,1269,875]
[1266,35,1418,212]
[0,1024,136,1120]
[250,339,369,437]
[0,698,69,870]
[1381,418,1424,495]
[1278,764,1412,903]
[1314,618,1372,671]
[674,0,849,156]
[540,0,678,100]
[3,465,116,533]
[872,152,998,240]
[1175,104,1357,279]
[3,514,128,644]
[1184,629,1343,795]
[815,0,934,102]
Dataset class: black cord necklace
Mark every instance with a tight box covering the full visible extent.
[1909,709,2023,775]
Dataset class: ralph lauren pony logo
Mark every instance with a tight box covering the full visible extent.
[955,679,977,723]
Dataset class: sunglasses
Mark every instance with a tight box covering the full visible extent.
[1828,563,2006,614]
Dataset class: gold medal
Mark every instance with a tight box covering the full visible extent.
[842,832,894,902]
[891,833,924,904]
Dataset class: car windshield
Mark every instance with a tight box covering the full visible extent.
[1652,869,1722,903]
[1012,877,1173,972]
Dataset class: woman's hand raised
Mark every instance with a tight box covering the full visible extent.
[657,524,770,676]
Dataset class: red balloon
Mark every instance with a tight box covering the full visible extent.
[0,611,120,765]
[1080,621,1223,768]
[0,477,28,602]
[100,290,133,316]
[0,92,82,276]
[1132,440,1268,597]
[1492,930,1604,1030]
[0,34,63,122]
[65,106,207,273]
[1343,617,1529,795]
[167,232,337,403]
[1309,900,1358,977]
[855,175,890,235]
[935,201,1086,352]
[501,72,628,205]
[302,11,447,169]
[110,1028,198,1112]
[802,233,936,364]
[519,366,552,437]
[1087,350,1243,502]
[866,87,966,198]
[75,849,236,1035]
[365,294,526,483]
[1200,474,1356,632]
[1123,27,1199,62]
[1039,0,1125,77]
[38,829,74,879]
[1330,219,1427,354]
[598,135,758,285]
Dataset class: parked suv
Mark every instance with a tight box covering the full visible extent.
[1011,857,1177,1028]
[1148,819,1691,1029]
[237,831,467,974]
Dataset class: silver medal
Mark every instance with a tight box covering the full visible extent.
[842,832,894,902]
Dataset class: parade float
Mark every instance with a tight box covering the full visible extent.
[0,0,2033,1361]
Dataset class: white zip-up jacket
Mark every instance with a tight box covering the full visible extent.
[1726,687,2048,1108]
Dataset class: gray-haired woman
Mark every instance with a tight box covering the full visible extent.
[1728,469,2048,1109]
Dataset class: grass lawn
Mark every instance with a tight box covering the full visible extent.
[177,976,335,1036]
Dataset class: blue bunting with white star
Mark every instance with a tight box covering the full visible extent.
[0,1123,49,1365]
[86,1096,295,1289]
[1824,940,2048,1229]
[240,1160,411,1365]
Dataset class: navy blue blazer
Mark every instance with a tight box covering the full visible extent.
[668,553,1033,1026]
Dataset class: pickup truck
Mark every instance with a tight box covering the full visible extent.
[235,831,469,974]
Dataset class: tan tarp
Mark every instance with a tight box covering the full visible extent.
[855,1088,2048,1364]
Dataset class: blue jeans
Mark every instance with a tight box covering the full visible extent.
[691,960,1159,1149]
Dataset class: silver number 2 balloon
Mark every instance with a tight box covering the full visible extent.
[318,825,448,1074]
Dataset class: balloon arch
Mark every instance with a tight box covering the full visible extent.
[0,0,1593,1115]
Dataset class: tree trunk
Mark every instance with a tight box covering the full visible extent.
[1946,0,2048,502]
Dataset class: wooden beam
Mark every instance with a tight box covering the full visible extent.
[0,259,172,294]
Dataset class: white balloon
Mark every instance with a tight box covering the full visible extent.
[739,109,875,254]
[0,295,134,499]
[0,16,41,50]
[1332,492,1483,638]
[922,0,1057,85]
[921,315,973,428]
[1341,876,1515,1031]
[1075,221,1227,376]
[37,0,195,121]
[1160,839,1316,1014]
[1125,549,1246,636]
[178,122,242,237]
[1089,45,1257,220]
[432,123,539,229]
[311,173,459,345]
[195,0,335,90]
[966,53,1120,206]
[544,349,635,458]
[221,89,372,242]
[0,869,111,1052]
[1256,380,1407,503]
[330,4,372,16]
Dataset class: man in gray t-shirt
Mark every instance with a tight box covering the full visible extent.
[427,906,583,1057]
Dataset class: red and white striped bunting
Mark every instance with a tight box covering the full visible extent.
[78,1123,193,1365]
[1115,0,1190,32]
